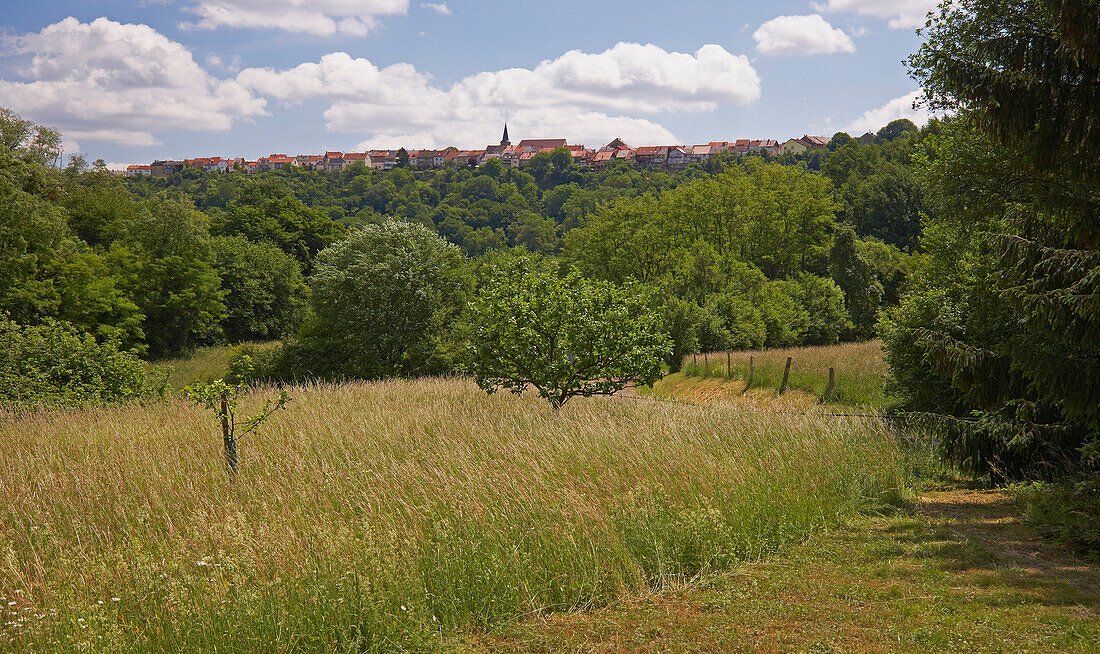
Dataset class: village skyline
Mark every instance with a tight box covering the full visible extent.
[2,1,937,169]
[118,130,870,176]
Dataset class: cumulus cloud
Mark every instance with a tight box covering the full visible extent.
[182,0,409,36]
[813,0,939,30]
[753,15,856,56]
[843,90,941,134]
[0,17,266,146]
[422,2,451,15]
[237,43,760,148]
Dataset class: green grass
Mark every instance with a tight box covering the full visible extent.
[476,488,1100,653]
[0,378,912,653]
[670,340,891,409]
[148,341,280,390]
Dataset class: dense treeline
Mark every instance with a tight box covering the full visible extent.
[2,100,928,402]
[883,0,1099,490]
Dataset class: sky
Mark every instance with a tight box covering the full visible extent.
[0,0,941,167]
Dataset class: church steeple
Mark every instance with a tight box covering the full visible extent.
[501,123,510,146]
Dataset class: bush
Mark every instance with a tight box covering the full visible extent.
[0,318,164,408]
[1014,480,1100,553]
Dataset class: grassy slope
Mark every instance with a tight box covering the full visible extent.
[652,340,891,410]
[148,341,279,390]
[0,379,909,653]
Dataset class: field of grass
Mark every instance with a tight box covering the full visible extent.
[149,342,280,390]
[0,379,911,653]
[665,340,891,409]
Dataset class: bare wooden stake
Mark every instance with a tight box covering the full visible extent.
[825,367,836,402]
[744,355,754,393]
[726,351,732,379]
[703,352,709,377]
[779,356,793,394]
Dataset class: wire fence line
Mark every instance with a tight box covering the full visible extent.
[603,387,979,424]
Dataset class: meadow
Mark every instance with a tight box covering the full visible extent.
[667,340,891,409]
[0,378,912,652]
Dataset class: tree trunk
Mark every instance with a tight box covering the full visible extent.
[220,393,237,478]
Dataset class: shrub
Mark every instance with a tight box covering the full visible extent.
[0,318,164,408]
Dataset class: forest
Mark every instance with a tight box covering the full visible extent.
[1,108,924,366]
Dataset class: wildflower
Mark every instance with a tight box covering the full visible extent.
[96,600,104,605]
[111,598,120,602]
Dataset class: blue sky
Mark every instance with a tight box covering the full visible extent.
[0,1,939,166]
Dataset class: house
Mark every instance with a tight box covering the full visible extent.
[368,150,398,170]
[343,152,371,168]
[412,150,445,169]
[125,164,151,177]
[633,146,668,167]
[567,145,594,166]
[689,144,717,163]
[515,139,568,154]
[296,154,324,170]
[781,138,811,155]
[150,160,185,178]
[243,161,259,174]
[322,152,346,172]
[667,146,689,169]
[268,155,296,171]
[859,131,876,144]
[781,135,831,155]
[747,139,781,156]
[592,150,616,169]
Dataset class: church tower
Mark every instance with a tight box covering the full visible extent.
[501,124,510,147]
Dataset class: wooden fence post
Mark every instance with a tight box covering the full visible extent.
[726,352,732,380]
[825,367,836,402]
[747,356,754,387]
[703,352,709,378]
[779,356,793,394]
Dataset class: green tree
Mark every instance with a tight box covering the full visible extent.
[294,221,469,379]
[829,226,883,339]
[217,179,341,269]
[468,261,671,412]
[118,197,225,358]
[212,235,307,342]
[891,0,1100,479]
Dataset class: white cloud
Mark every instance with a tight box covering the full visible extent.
[237,43,760,148]
[813,0,939,30]
[753,15,856,56]
[182,0,409,36]
[0,17,266,146]
[843,90,941,134]
[422,2,451,16]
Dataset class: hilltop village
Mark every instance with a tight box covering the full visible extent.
[121,128,874,177]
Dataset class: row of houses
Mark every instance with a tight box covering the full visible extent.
[124,129,870,178]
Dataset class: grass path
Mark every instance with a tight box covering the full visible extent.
[467,486,1099,653]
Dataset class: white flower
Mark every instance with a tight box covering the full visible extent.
[111,597,120,602]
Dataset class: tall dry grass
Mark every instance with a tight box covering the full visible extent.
[0,378,912,652]
[680,340,890,408]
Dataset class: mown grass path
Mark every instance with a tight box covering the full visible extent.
[470,486,1098,653]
